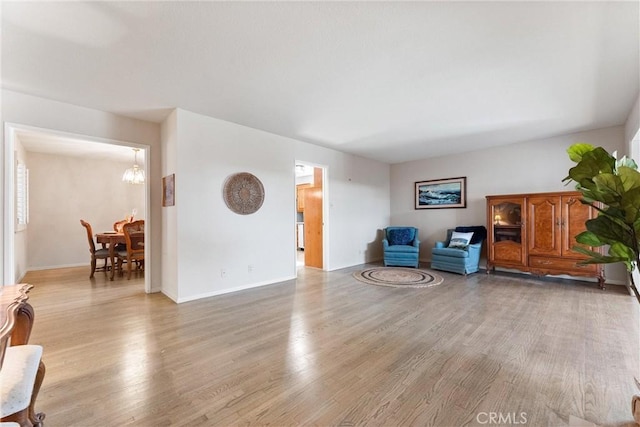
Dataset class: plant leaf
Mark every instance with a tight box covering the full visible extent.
[568,162,600,185]
[585,216,635,248]
[566,145,640,277]
[618,166,640,192]
[633,216,640,237]
[567,149,616,195]
[593,173,624,197]
[572,246,628,265]
[591,174,624,206]
[586,147,616,174]
[588,206,633,233]
[575,230,605,246]
[620,187,640,224]
[609,241,637,262]
[567,143,595,163]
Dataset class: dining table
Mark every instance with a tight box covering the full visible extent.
[95,232,125,280]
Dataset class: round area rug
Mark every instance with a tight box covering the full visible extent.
[353,267,444,288]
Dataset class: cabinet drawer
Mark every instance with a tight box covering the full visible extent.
[529,256,598,273]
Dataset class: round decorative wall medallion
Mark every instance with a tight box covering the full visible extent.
[223,172,265,215]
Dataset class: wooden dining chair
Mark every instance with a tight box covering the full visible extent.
[117,220,144,280]
[112,215,134,251]
[113,215,134,233]
[80,219,111,278]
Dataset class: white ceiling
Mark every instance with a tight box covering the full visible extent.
[15,129,144,163]
[2,1,639,164]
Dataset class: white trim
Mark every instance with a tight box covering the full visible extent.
[161,289,179,303]
[3,123,152,293]
[3,125,16,285]
[322,166,329,271]
[27,263,89,271]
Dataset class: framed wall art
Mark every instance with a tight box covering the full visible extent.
[162,174,175,207]
[415,176,466,209]
[223,172,265,215]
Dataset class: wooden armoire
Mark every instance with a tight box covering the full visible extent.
[486,191,605,288]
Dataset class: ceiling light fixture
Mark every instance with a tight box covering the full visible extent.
[122,148,145,184]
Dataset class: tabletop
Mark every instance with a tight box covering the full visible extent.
[96,232,125,244]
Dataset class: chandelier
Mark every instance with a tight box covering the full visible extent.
[122,148,145,184]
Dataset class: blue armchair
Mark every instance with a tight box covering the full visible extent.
[431,226,487,275]
[383,227,420,268]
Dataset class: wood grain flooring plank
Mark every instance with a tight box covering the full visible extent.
[19,265,639,426]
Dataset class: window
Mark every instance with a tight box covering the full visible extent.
[16,161,29,231]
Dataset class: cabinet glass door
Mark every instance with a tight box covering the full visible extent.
[493,202,522,243]
[488,197,527,268]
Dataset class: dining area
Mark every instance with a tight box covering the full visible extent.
[8,137,148,290]
[81,216,145,281]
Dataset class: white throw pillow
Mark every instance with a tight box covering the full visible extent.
[448,231,474,249]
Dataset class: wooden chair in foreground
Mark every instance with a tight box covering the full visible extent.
[118,220,145,280]
[0,284,45,427]
[80,219,111,279]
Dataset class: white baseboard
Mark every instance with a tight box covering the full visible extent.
[27,262,88,272]
[175,275,297,304]
[161,289,179,303]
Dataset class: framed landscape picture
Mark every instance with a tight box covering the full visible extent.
[415,177,466,209]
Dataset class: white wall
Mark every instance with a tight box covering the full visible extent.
[390,125,627,284]
[625,93,640,148]
[26,151,144,270]
[163,109,390,302]
[1,90,162,290]
[160,110,178,300]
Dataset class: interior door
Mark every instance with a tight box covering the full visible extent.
[304,168,323,268]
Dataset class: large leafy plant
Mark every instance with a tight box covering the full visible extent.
[564,143,640,303]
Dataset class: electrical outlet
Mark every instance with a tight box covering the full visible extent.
[248,265,254,272]
[220,269,227,278]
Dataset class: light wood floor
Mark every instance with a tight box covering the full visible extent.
[21,265,639,426]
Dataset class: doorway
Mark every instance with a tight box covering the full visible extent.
[295,162,325,269]
[3,123,151,293]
